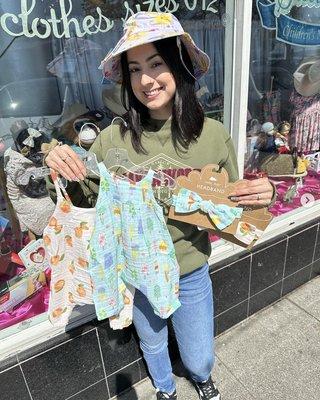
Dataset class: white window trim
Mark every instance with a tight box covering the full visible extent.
[224,0,253,178]
[209,199,320,265]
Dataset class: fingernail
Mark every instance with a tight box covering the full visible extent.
[73,176,80,182]
[229,196,238,201]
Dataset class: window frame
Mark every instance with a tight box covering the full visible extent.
[212,0,319,261]
[1,0,319,362]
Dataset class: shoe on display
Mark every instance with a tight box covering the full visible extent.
[156,389,177,399]
[193,376,221,400]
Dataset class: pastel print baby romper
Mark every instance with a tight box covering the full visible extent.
[89,163,181,324]
[43,172,95,327]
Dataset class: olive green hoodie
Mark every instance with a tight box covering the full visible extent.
[47,117,239,276]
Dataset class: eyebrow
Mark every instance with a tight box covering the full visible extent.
[128,53,160,65]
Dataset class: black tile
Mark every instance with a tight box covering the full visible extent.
[211,255,251,315]
[0,355,18,373]
[107,362,141,398]
[313,225,320,262]
[210,250,251,273]
[21,330,104,400]
[311,259,320,278]
[286,219,319,237]
[249,282,282,316]
[214,301,248,336]
[0,366,31,400]
[251,239,287,295]
[97,323,141,376]
[251,233,288,253]
[69,380,109,400]
[285,226,318,277]
[282,265,313,297]
[18,322,96,363]
[167,320,180,363]
[172,359,189,379]
[138,358,149,381]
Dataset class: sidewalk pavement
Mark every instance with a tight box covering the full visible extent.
[115,276,320,400]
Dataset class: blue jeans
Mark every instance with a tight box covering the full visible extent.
[133,263,214,393]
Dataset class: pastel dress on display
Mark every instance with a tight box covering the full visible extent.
[290,90,320,152]
[89,163,181,326]
[43,172,95,327]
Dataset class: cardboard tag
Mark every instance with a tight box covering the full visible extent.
[18,239,48,270]
[168,164,273,248]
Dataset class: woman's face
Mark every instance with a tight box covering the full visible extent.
[126,43,176,120]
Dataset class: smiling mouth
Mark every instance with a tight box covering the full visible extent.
[143,87,163,98]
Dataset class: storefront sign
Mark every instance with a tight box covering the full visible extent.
[274,0,320,17]
[122,0,218,21]
[0,0,114,38]
[257,0,320,46]
[0,0,219,39]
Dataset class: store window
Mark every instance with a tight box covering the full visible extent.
[0,1,230,338]
[245,1,320,217]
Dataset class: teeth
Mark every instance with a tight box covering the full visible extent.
[145,88,161,96]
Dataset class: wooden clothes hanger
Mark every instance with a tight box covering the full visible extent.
[104,117,176,189]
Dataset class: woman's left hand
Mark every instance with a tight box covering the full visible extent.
[229,177,274,206]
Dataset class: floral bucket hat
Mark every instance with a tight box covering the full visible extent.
[294,60,320,97]
[99,12,210,83]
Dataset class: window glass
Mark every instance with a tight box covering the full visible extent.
[245,2,320,217]
[0,0,229,335]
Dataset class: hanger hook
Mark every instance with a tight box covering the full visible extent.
[110,116,128,147]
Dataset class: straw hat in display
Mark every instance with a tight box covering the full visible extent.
[102,84,126,116]
[53,103,89,128]
[293,59,320,97]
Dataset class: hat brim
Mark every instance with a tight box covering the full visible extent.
[293,61,320,97]
[100,32,210,83]
[53,103,89,128]
[102,84,127,116]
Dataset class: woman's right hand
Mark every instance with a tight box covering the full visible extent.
[44,144,87,182]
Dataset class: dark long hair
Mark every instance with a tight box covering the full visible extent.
[120,36,204,154]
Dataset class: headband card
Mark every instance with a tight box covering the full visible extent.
[168,164,273,248]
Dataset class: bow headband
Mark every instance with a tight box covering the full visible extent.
[22,128,42,148]
[172,188,242,231]
[41,138,61,155]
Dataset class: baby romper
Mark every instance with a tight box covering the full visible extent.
[43,172,95,327]
[89,163,181,324]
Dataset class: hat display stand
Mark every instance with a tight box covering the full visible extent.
[0,160,22,249]
[293,59,320,97]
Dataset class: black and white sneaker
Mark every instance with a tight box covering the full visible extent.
[156,389,177,399]
[193,376,221,400]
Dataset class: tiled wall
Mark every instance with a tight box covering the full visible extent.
[1,218,319,400]
[213,218,319,335]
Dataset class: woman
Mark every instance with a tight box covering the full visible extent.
[45,12,274,400]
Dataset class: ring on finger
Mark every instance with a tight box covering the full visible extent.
[256,193,260,201]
